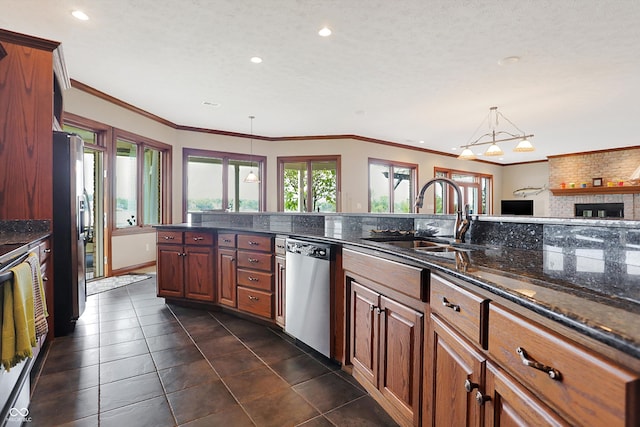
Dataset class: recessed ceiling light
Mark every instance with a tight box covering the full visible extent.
[498,56,521,66]
[451,147,457,151]
[419,140,425,144]
[250,56,263,64]
[318,27,332,37]
[71,10,89,21]
[202,101,221,108]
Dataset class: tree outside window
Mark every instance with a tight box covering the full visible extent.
[279,157,340,212]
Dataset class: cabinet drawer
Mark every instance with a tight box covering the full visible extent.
[218,233,236,248]
[430,274,488,347]
[237,269,273,291]
[488,303,639,426]
[184,231,214,246]
[274,237,287,256]
[38,239,51,264]
[237,234,272,252]
[237,286,273,318]
[237,251,272,271]
[157,230,183,244]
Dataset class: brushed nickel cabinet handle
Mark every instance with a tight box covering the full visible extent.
[442,296,460,312]
[248,295,260,301]
[248,258,259,263]
[248,276,259,282]
[44,248,51,253]
[516,347,562,380]
[475,391,490,406]
[464,379,478,393]
[223,238,232,243]
[42,276,48,282]
[193,236,204,241]
[164,236,175,240]
[248,241,259,246]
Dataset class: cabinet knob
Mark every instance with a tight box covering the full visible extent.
[442,296,460,312]
[42,276,48,282]
[516,347,562,380]
[464,379,478,393]
[475,391,490,406]
[44,248,51,253]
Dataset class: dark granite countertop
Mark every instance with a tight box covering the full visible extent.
[157,218,640,360]
[0,220,50,263]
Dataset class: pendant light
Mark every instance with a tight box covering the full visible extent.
[244,115,260,183]
[458,107,534,160]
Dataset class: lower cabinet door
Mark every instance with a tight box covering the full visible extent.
[184,245,215,301]
[429,315,485,427]
[217,248,236,307]
[157,244,184,298]
[350,281,380,388]
[484,362,568,426]
[379,295,423,425]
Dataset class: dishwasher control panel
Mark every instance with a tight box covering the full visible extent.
[286,239,332,260]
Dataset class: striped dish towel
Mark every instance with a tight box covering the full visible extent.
[26,253,48,339]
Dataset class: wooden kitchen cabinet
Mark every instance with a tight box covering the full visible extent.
[488,303,640,426]
[217,233,237,307]
[344,248,426,427]
[274,237,286,327]
[156,230,215,301]
[236,233,274,319]
[350,280,423,427]
[483,362,568,426]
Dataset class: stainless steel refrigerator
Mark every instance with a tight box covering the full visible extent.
[52,131,88,336]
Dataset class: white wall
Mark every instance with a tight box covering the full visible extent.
[502,162,550,216]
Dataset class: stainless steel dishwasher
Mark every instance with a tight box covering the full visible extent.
[285,238,332,357]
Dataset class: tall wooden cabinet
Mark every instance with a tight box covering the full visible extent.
[0,29,67,220]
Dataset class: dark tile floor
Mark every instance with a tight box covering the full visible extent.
[28,276,398,426]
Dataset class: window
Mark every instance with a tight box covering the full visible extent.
[368,158,417,213]
[434,168,493,215]
[113,130,171,231]
[278,156,340,212]
[183,148,265,218]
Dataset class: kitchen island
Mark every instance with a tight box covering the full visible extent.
[156,213,640,426]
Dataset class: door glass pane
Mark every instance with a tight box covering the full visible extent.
[393,167,412,213]
[283,162,307,212]
[143,147,162,225]
[64,124,97,145]
[232,160,260,212]
[187,156,223,211]
[115,139,138,227]
[370,163,390,212]
[311,160,337,212]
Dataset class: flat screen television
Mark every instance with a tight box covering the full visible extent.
[501,200,534,216]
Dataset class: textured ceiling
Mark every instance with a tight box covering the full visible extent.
[1,0,640,163]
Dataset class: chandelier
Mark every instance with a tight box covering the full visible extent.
[458,106,534,160]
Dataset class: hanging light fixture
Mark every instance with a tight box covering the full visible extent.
[458,106,534,160]
[244,115,260,183]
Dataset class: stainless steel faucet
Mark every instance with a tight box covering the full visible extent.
[415,177,470,243]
